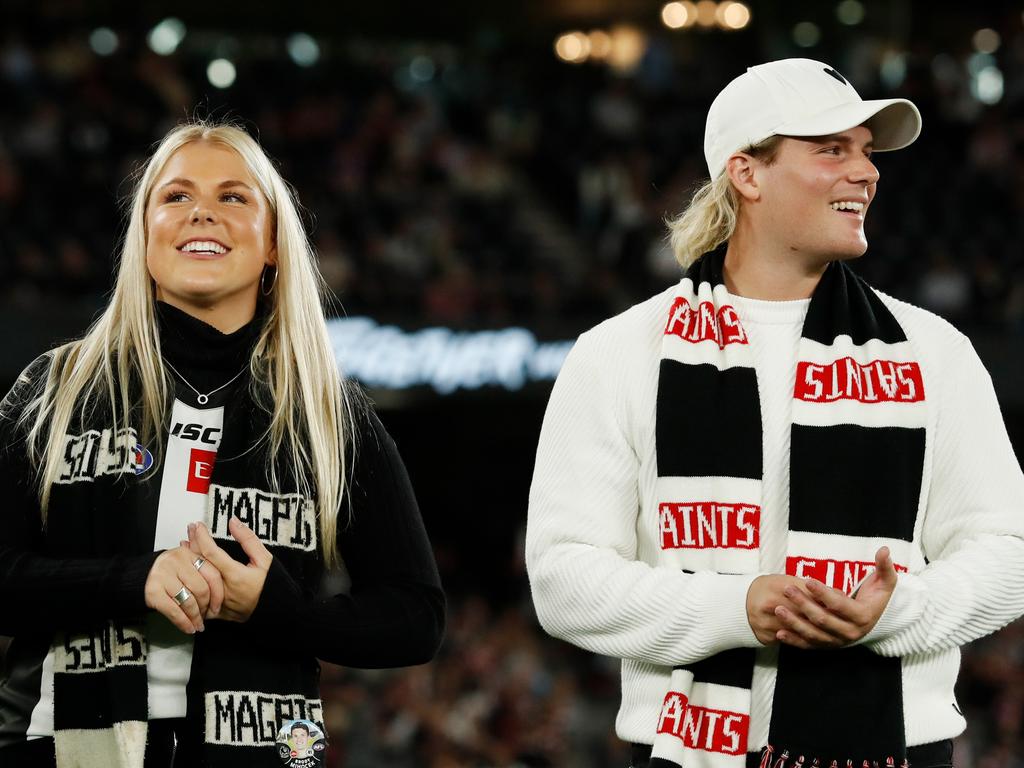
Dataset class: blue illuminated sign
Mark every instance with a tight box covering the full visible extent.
[326,317,573,394]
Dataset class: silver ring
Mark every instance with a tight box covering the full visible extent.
[193,557,205,572]
[172,586,191,606]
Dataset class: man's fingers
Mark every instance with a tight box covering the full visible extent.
[875,546,898,585]
[226,516,272,569]
[876,545,891,568]
[775,605,842,647]
[784,588,853,637]
[777,630,812,650]
[805,579,862,620]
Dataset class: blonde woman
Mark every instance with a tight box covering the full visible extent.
[0,121,445,767]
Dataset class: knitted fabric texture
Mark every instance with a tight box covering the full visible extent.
[28,366,328,768]
[650,249,928,768]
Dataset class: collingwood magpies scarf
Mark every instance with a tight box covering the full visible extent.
[52,620,150,767]
[650,248,927,768]
[40,377,329,768]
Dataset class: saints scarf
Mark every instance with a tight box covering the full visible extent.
[650,248,927,768]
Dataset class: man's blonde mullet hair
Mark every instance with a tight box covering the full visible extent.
[14,120,354,569]
[666,136,782,268]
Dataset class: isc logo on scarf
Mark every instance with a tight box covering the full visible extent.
[171,421,222,445]
[657,692,748,755]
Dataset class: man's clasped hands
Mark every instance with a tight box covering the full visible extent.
[745,546,898,649]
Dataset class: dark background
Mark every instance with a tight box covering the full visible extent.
[2,1,1024,765]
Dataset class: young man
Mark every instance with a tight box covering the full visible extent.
[526,58,1024,768]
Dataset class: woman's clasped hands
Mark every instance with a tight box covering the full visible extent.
[143,516,274,635]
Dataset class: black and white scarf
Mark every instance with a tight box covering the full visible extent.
[52,620,151,767]
[650,248,928,768]
[42,376,328,768]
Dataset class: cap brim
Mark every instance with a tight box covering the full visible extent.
[773,98,922,151]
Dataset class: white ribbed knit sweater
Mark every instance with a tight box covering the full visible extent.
[526,284,1024,750]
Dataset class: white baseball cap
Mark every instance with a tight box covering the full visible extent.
[704,58,922,178]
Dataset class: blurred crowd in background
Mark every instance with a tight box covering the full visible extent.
[4,2,1024,766]
[318,596,627,768]
[5,6,1024,333]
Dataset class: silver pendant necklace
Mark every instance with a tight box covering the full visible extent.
[164,359,247,405]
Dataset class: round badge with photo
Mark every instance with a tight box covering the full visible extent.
[275,719,327,767]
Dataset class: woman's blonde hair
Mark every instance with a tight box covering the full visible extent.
[666,136,783,269]
[13,120,354,568]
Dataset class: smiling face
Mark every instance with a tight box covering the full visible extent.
[145,140,276,329]
[752,125,879,264]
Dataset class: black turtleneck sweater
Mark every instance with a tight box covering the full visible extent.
[0,302,445,748]
[155,300,266,393]
[151,300,444,666]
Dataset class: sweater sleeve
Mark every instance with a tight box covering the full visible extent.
[859,336,1024,656]
[0,355,158,637]
[246,401,445,668]
[526,329,761,667]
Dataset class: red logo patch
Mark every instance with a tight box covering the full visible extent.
[657,691,749,755]
[794,358,924,403]
[186,448,217,494]
[665,297,748,348]
[786,556,908,595]
[659,503,760,550]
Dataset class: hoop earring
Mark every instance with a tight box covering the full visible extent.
[260,265,278,296]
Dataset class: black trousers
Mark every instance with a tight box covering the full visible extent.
[628,738,954,768]
[0,718,193,767]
